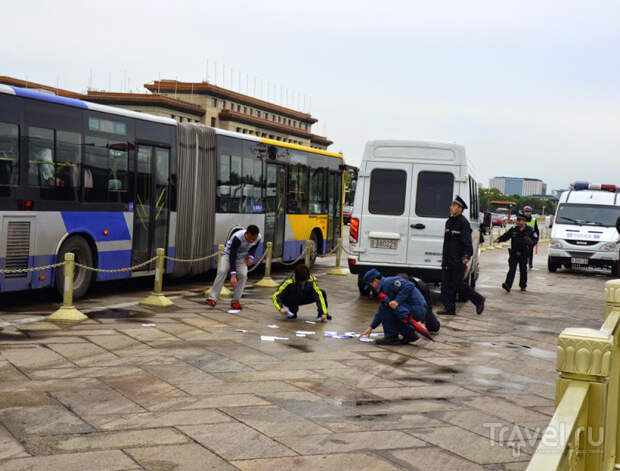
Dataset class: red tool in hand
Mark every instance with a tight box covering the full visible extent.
[405,314,435,341]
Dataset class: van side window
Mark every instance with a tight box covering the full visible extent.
[369,169,406,215]
[416,171,454,218]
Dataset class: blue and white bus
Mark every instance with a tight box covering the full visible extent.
[0,85,343,298]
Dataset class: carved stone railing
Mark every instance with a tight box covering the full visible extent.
[527,279,620,471]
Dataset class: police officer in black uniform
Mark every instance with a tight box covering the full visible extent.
[495,211,535,292]
[522,205,539,269]
[438,196,485,316]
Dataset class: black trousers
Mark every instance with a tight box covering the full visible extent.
[440,264,484,313]
[505,250,528,289]
[281,289,327,315]
[527,245,535,267]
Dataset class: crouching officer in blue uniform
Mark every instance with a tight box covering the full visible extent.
[495,211,535,292]
[439,195,485,316]
[359,269,440,345]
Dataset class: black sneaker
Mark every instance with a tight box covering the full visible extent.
[317,313,332,321]
[502,283,511,293]
[437,310,456,315]
[520,287,526,292]
[401,331,419,344]
[476,297,485,315]
[375,336,401,345]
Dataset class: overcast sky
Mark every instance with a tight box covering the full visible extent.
[3,0,620,191]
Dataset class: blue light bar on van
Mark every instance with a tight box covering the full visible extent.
[571,182,617,192]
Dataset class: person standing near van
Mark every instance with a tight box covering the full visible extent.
[495,212,534,292]
[207,225,261,310]
[438,196,485,316]
[522,206,539,269]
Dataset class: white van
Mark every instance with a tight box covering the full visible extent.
[548,183,620,275]
[347,140,481,293]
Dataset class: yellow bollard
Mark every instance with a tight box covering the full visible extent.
[328,238,348,275]
[255,242,278,288]
[140,248,174,308]
[206,244,232,298]
[48,253,88,321]
[305,239,312,267]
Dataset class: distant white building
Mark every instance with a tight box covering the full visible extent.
[489,176,547,196]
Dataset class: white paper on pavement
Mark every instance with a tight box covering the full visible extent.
[260,335,289,341]
[141,323,156,327]
[296,333,306,337]
[267,324,279,329]
[324,331,338,337]
[370,333,383,337]
[296,331,316,335]
[304,320,316,325]
[227,309,241,314]
[359,337,374,342]
[235,329,248,333]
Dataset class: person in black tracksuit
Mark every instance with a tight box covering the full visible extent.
[272,264,331,321]
[439,196,485,316]
[495,212,535,292]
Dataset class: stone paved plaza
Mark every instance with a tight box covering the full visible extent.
[0,247,607,470]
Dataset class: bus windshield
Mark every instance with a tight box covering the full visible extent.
[556,203,620,227]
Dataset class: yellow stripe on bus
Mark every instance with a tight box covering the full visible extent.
[258,138,343,159]
[287,214,328,241]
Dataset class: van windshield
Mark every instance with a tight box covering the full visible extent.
[556,203,620,227]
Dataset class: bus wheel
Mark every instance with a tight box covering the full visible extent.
[55,236,94,300]
[308,232,319,267]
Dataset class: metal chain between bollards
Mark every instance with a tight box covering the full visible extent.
[0,262,65,275]
[280,252,306,266]
[75,256,158,273]
[164,252,218,263]
[247,251,268,273]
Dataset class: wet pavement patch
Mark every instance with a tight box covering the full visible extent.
[88,308,157,319]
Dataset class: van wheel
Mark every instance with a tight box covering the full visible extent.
[614,261,620,278]
[548,257,558,273]
[55,236,94,300]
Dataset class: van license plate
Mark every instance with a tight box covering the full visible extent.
[371,239,398,249]
[571,257,589,265]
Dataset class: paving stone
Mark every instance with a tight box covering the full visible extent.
[461,396,551,426]
[52,385,144,416]
[367,385,477,400]
[102,375,186,401]
[0,391,58,409]
[179,422,296,460]
[0,449,140,471]
[142,393,271,411]
[84,408,232,430]
[389,447,485,470]
[47,342,120,366]
[0,424,29,460]
[316,412,445,433]
[1,346,75,369]
[221,405,331,437]
[232,452,405,470]
[28,366,144,380]
[278,430,425,454]
[0,405,94,438]
[126,443,237,470]
[408,426,527,464]
[23,427,189,455]
[214,369,324,382]
[0,361,29,382]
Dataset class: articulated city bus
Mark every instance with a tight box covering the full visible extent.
[0,85,343,298]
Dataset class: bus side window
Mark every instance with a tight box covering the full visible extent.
[310,168,326,214]
[28,127,55,187]
[0,122,19,186]
[84,136,129,202]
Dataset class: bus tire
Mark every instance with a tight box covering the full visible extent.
[55,236,94,300]
[308,232,319,267]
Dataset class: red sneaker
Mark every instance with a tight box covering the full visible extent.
[206,298,216,307]
[231,301,242,310]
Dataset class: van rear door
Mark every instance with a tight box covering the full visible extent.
[406,165,456,267]
[358,162,411,264]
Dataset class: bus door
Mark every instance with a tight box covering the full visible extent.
[326,171,342,252]
[131,145,170,269]
[265,163,286,258]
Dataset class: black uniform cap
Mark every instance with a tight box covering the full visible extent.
[452,195,468,210]
[516,210,526,221]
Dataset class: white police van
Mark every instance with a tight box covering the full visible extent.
[347,140,481,294]
[549,183,620,275]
